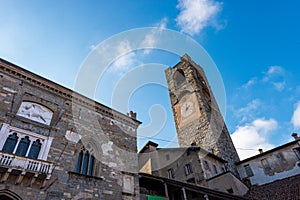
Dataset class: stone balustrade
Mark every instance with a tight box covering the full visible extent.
[0,151,53,176]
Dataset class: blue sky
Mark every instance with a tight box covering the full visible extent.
[1,0,300,159]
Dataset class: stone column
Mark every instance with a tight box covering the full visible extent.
[164,182,169,199]
[182,188,188,200]
[25,137,34,157]
[12,134,22,154]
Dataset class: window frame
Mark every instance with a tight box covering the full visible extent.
[293,147,300,160]
[244,164,254,177]
[76,146,95,176]
[0,123,53,160]
[203,160,210,171]
[213,164,218,174]
[184,163,193,175]
[2,132,19,154]
[261,158,271,171]
[167,168,174,179]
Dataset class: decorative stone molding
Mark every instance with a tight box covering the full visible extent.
[17,101,53,125]
[0,59,141,129]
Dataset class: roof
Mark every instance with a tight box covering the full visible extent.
[237,138,300,164]
[138,140,227,163]
[206,171,240,182]
[245,174,300,200]
[139,172,248,200]
[139,140,159,153]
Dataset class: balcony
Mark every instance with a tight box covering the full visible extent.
[0,151,54,186]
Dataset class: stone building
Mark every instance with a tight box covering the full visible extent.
[237,133,300,186]
[139,173,248,200]
[1,54,299,200]
[0,58,141,200]
[138,141,249,198]
[165,54,240,176]
[235,134,300,199]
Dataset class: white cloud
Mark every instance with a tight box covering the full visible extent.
[238,99,260,114]
[242,77,257,88]
[109,40,137,73]
[252,118,277,134]
[237,99,261,123]
[291,101,300,129]
[263,66,285,82]
[89,44,97,51]
[242,66,286,91]
[142,18,168,54]
[176,0,222,35]
[272,81,286,91]
[259,66,287,91]
[94,18,168,75]
[156,17,168,30]
[267,66,285,76]
[231,118,277,160]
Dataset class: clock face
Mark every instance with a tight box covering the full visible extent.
[175,93,201,128]
[181,101,194,117]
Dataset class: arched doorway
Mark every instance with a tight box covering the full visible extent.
[0,190,22,200]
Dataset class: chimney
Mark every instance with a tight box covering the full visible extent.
[258,149,263,154]
[127,111,137,119]
[292,133,299,140]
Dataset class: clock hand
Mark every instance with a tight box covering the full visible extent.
[186,104,190,111]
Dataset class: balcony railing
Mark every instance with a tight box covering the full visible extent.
[0,151,53,175]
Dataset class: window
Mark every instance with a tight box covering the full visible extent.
[221,167,225,172]
[76,146,95,176]
[244,164,254,177]
[15,136,30,157]
[166,154,170,160]
[174,69,186,87]
[203,160,210,171]
[2,134,44,159]
[0,123,53,161]
[187,178,195,184]
[28,139,41,159]
[213,164,218,174]
[293,148,300,159]
[167,168,174,179]
[226,188,233,194]
[184,163,193,175]
[2,133,18,153]
[261,158,271,170]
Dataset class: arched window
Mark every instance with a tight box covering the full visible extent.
[2,133,18,153]
[88,155,95,176]
[15,136,30,157]
[28,139,41,159]
[76,150,83,173]
[174,69,186,87]
[82,151,89,175]
[76,146,95,176]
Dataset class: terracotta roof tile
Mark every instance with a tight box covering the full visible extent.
[245,174,300,200]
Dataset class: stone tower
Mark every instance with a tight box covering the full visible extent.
[165,54,240,175]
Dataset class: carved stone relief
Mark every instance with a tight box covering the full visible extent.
[17,102,53,125]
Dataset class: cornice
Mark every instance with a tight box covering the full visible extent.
[0,58,141,128]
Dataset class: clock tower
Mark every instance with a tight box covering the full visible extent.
[165,54,240,175]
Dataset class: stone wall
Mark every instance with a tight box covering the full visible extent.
[0,58,141,199]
